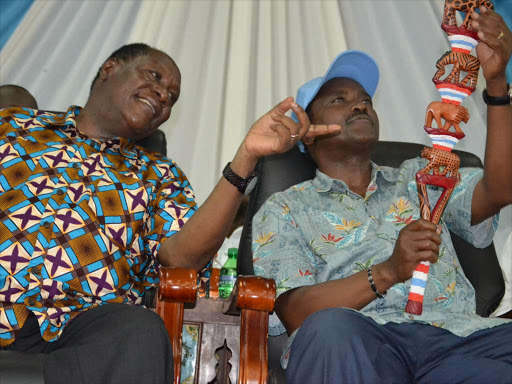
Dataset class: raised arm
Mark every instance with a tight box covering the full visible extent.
[157,98,341,269]
[470,7,512,225]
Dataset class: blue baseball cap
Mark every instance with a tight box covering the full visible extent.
[292,50,379,123]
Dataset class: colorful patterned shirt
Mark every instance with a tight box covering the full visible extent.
[0,106,196,346]
[253,159,511,368]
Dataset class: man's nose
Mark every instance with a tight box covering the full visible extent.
[152,85,169,105]
[351,101,367,113]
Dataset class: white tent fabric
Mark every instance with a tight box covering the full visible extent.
[0,0,346,205]
[1,0,510,312]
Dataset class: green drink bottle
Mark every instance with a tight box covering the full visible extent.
[218,248,238,299]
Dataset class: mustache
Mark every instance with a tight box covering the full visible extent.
[347,111,372,124]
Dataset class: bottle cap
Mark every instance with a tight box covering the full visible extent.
[228,248,238,258]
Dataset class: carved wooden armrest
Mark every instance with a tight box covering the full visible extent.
[155,267,197,384]
[224,276,276,384]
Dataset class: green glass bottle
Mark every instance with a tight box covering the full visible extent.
[218,248,238,299]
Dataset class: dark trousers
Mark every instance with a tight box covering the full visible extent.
[287,308,512,384]
[1,303,172,384]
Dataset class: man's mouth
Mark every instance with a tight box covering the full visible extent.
[348,114,371,124]
[137,97,156,115]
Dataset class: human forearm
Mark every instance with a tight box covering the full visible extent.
[482,77,512,202]
[157,146,257,269]
[156,98,341,268]
[275,262,396,335]
[469,8,512,225]
[471,78,512,225]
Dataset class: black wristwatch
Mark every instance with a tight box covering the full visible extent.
[482,84,512,106]
[222,162,258,195]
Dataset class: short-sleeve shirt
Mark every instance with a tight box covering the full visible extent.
[253,159,511,367]
[0,106,196,346]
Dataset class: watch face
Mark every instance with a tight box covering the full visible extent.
[244,176,258,195]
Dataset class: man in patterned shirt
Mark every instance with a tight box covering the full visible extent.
[253,8,512,383]
[0,43,340,383]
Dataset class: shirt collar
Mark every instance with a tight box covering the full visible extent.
[40,106,136,156]
[312,162,399,194]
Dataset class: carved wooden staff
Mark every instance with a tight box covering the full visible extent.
[404,0,493,316]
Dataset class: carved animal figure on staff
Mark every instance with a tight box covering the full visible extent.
[433,51,480,88]
[420,147,460,178]
[442,0,494,28]
[425,101,470,134]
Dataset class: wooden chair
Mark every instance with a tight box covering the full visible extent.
[156,267,276,384]
[141,129,276,383]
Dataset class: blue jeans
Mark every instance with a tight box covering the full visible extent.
[287,308,512,384]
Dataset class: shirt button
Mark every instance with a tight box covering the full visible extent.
[57,189,65,195]
[42,221,51,229]
[73,163,80,169]
[28,298,36,306]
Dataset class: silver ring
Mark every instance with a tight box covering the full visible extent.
[290,134,299,138]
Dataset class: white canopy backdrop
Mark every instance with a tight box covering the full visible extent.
[1,0,510,313]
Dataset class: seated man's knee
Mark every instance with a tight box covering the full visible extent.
[125,306,169,340]
[103,304,170,352]
[298,308,368,344]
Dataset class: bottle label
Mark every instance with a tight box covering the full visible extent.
[219,275,237,285]
[218,273,237,298]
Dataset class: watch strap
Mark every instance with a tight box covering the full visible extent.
[482,85,511,106]
[222,162,257,194]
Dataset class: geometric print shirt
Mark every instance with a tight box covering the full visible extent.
[253,159,511,368]
[0,106,196,346]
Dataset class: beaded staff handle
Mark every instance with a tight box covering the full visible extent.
[404,0,493,316]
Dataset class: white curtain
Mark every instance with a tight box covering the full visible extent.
[1,0,510,295]
[0,0,346,205]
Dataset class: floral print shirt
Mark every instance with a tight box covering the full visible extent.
[0,106,196,346]
[252,159,510,368]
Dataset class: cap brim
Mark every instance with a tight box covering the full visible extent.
[293,50,379,122]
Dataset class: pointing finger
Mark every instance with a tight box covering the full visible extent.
[303,124,342,141]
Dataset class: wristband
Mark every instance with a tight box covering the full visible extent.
[482,84,511,106]
[367,266,387,299]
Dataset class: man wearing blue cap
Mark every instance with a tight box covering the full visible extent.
[253,7,512,383]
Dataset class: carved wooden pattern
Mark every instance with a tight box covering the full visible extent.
[234,276,276,384]
[156,267,197,384]
[238,309,270,384]
[156,300,185,384]
[419,147,461,178]
[416,173,458,225]
[425,102,470,134]
[432,51,480,89]
[157,270,276,384]
[405,0,488,316]
[208,339,233,384]
[442,0,494,29]
[194,319,240,383]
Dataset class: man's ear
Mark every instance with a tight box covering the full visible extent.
[99,58,119,81]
